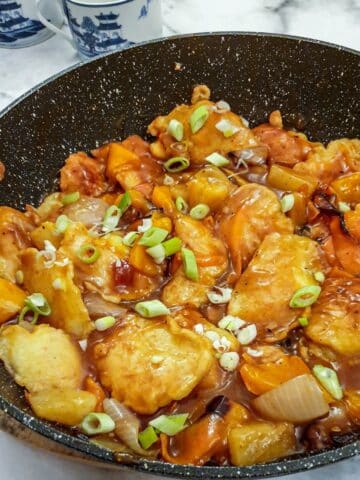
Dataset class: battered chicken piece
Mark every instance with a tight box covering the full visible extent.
[305,278,360,356]
[59,222,162,302]
[162,214,228,307]
[0,324,96,425]
[187,166,235,210]
[0,207,33,282]
[21,248,94,339]
[148,99,258,165]
[60,152,108,197]
[0,324,82,393]
[294,139,360,186]
[253,123,313,166]
[92,315,214,414]
[219,184,293,273]
[228,233,324,342]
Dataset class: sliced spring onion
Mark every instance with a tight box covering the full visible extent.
[15,270,24,285]
[280,193,295,213]
[298,316,309,327]
[207,287,233,304]
[167,119,184,142]
[175,196,189,213]
[77,244,100,264]
[219,352,240,372]
[164,156,190,173]
[218,315,245,332]
[190,203,210,220]
[237,324,257,345]
[205,152,230,167]
[80,412,115,435]
[162,237,182,256]
[61,191,80,205]
[204,330,220,343]
[18,306,39,325]
[190,105,209,134]
[313,365,343,400]
[138,218,152,233]
[52,278,65,291]
[139,227,168,247]
[215,119,240,138]
[314,271,325,283]
[289,285,321,308]
[138,426,159,450]
[163,174,175,185]
[55,214,71,234]
[149,413,189,436]
[253,374,329,423]
[25,293,51,316]
[146,244,166,264]
[95,315,116,331]
[102,205,121,232]
[181,248,199,281]
[122,231,139,247]
[135,300,170,318]
[338,201,351,213]
[118,191,132,215]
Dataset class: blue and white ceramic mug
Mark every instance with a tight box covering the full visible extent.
[36,0,162,58]
[0,0,63,48]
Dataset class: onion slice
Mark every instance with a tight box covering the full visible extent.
[252,374,329,423]
[103,398,155,456]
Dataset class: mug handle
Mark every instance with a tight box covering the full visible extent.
[35,0,74,45]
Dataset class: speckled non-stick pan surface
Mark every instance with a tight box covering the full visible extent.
[0,33,360,479]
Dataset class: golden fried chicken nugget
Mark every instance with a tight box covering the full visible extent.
[228,233,323,341]
[93,316,213,414]
[21,248,94,339]
[0,324,82,393]
[305,278,360,356]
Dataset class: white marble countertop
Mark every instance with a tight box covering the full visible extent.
[1,0,360,479]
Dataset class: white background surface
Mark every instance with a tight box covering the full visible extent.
[1,0,360,478]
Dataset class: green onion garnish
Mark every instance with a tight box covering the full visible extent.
[149,413,189,436]
[135,300,170,318]
[139,227,168,247]
[122,231,139,247]
[205,152,230,167]
[190,203,210,220]
[138,425,159,449]
[190,105,209,134]
[102,205,121,233]
[118,191,132,215]
[164,156,190,173]
[146,244,166,264]
[61,191,80,205]
[314,271,325,283]
[167,119,184,142]
[181,248,199,281]
[215,119,240,138]
[77,244,100,264]
[289,285,321,308]
[280,193,295,213]
[162,237,182,256]
[207,287,233,304]
[55,214,71,234]
[175,196,189,213]
[95,315,116,331]
[298,316,309,327]
[15,270,24,285]
[19,292,52,324]
[313,365,343,400]
[338,201,351,213]
[80,412,116,435]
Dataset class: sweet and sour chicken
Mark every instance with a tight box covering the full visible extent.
[0,85,360,466]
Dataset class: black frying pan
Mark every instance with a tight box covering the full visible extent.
[0,33,360,479]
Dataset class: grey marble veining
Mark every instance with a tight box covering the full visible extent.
[1,1,360,479]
